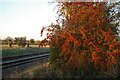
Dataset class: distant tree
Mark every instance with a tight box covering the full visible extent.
[5,37,13,41]
[26,40,30,48]
[14,37,26,47]
[20,37,26,47]
[30,39,35,44]
[35,40,40,45]
[0,39,1,45]
[26,40,30,44]
[5,37,13,47]
[2,40,7,44]
[27,43,29,48]
[14,37,19,44]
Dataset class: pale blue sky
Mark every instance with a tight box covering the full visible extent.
[0,0,57,40]
[0,0,119,41]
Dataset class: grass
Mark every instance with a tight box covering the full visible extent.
[10,62,88,78]
[1,49,25,56]
[1,44,50,57]
[5,57,119,78]
[18,63,65,78]
[10,62,50,78]
[9,62,64,78]
[1,44,49,50]
[38,47,50,51]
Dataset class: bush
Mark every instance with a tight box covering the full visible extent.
[40,2,120,77]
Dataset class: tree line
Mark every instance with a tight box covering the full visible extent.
[2,37,40,47]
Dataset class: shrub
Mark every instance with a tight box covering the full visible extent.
[40,2,120,77]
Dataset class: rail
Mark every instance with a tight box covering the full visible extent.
[1,52,50,69]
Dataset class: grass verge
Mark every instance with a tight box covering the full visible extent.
[1,47,50,57]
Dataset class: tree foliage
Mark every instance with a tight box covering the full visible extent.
[40,2,120,77]
[30,39,35,44]
[5,37,13,47]
[16,37,26,47]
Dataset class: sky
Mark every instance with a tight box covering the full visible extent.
[0,0,57,40]
[0,0,119,41]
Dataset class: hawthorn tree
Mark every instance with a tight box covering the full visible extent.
[40,2,120,77]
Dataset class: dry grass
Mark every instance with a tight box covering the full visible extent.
[1,44,49,50]
[7,62,120,78]
[2,45,25,50]
[10,62,50,78]
[9,62,64,78]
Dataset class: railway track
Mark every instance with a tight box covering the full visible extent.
[1,52,50,69]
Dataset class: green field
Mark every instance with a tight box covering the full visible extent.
[1,44,50,57]
[2,48,25,56]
